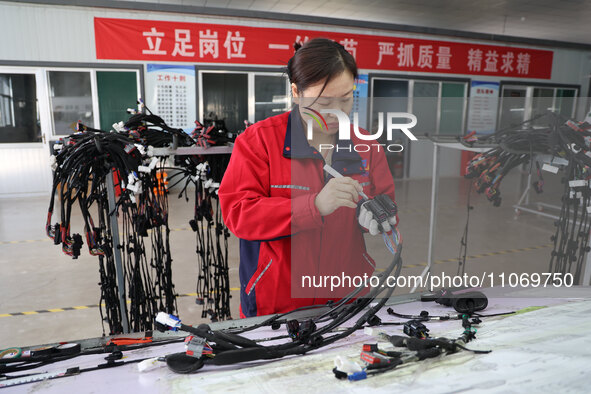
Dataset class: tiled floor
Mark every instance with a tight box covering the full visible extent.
[0,169,569,349]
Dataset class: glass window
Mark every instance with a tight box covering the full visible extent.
[255,75,288,122]
[555,88,576,119]
[202,72,248,132]
[531,88,554,127]
[499,87,527,130]
[48,71,93,135]
[439,82,466,135]
[371,79,409,136]
[0,73,40,143]
[370,79,409,178]
[412,81,438,135]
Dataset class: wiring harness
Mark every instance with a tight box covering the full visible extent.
[46,102,236,334]
[461,113,591,283]
[155,200,404,374]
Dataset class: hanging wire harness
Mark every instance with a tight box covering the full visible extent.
[46,101,237,334]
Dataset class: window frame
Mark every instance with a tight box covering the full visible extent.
[0,66,50,146]
[498,81,580,128]
[196,66,289,124]
[368,74,470,136]
[46,67,142,136]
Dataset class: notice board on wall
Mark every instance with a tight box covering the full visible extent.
[145,64,196,133]
[467,81,500,135]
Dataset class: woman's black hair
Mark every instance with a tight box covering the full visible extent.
[286,38,358,97]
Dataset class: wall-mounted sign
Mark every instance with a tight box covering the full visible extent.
[467,81,500,135]
[351,74,369,130]
[145,64,196,132]
[95,18,553,79]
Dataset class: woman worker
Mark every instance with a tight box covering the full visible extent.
[218,38,398,318]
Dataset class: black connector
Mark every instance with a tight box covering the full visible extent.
[287,319,300,340]
[403,320,429,339]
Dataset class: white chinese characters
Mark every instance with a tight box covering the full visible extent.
[141,27,249,60]
[142,27,166,55]
[172,29,195,57]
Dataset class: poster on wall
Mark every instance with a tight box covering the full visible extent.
[351,74,369,130]
[146,64,196,133]
[467,81,500,135]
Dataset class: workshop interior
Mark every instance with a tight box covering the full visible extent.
[1,0,591,392]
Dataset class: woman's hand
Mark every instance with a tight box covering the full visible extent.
[314,177,363,216]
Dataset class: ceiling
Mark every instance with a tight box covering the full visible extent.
[19,0,591,48]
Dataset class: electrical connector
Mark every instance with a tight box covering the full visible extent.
[138,357,164,372]
[403,320,430,339]
[334,355,362,374]
[347,371,367,381]
[185,335,206,358]
[156,312,181,330]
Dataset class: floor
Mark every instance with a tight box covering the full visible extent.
[0,169,570,349]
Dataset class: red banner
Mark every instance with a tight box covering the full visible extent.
[95,17,553,79]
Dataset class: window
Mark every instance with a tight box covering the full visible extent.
[499,87,527,130]
[48,71,93,135]
[370,77,468,177]
[499,85,578,129]
[255,75,288,121]
[0,73,40,143]
[201,72,248,132]
[199,70,289,132]
[48,69,140,136]
[96,71,139,131]
[371,78,468,137]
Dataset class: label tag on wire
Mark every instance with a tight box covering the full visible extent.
[542,163,559,174]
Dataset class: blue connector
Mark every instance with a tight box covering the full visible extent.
[156,312,182,331]
[348,371,367,381]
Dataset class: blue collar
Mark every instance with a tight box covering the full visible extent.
[283,106,365,176]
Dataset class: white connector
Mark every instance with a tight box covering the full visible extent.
[155,312,181,328]
[127,181,142,194]
[569,180,587,188]
[135,144,146,156]
[363,326,385,337]
[113,121,126,133]
[334,356,362,374]
[137,357,163,373]
[49,155,57,171]
[542,163,559,174]
[149,157,159,170]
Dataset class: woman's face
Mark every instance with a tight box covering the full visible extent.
[292,70,355,136]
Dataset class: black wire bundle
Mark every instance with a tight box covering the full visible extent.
[169,154,233,321]
[162,243,404,373]
[47,110,188,334]
[462,112,591,284]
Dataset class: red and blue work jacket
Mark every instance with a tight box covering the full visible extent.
[219,106,396,317]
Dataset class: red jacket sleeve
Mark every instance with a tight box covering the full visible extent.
[218,128,323,241]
